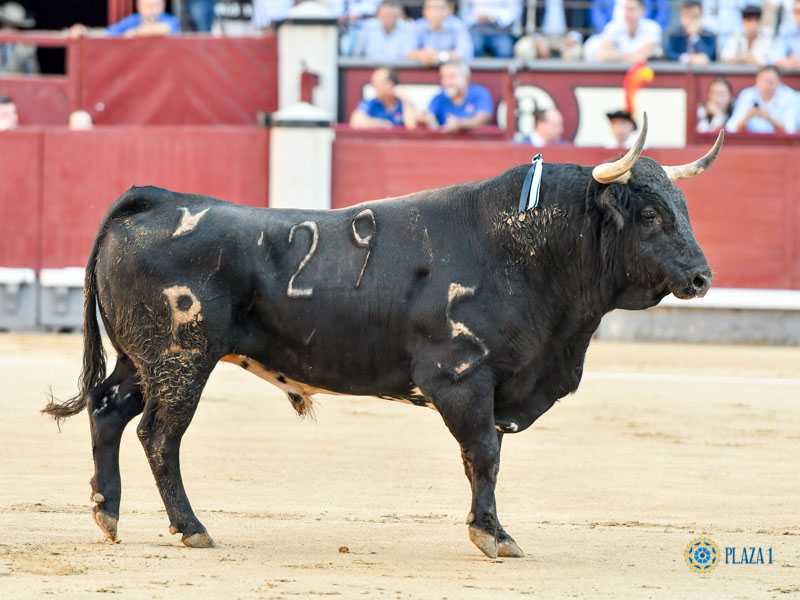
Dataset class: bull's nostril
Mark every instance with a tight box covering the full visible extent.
[693,276,706,290]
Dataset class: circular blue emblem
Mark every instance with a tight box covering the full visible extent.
[685,537,720,573]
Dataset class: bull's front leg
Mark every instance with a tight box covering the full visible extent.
[428,373,523,559]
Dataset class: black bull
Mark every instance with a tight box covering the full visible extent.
[45,124,723,558]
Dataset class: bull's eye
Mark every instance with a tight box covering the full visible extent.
[640,209,657,222]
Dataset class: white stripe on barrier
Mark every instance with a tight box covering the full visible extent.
[659,288,800,311]
[584,371,800,387]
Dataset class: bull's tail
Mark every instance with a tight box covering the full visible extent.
[42,186,156,424]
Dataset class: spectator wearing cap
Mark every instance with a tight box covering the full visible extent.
[70,0,179,38]
[352,1,415,60]
[726,65,800,133]
[0,2,38,74]
[529,108,566,147]
[665,1,717,65]
[419,61,493,132]
[0,95,18,130]
[720,5,772,65]
[605,109,638,148]
[768,0,800,70]
[460,0,522,58]
[408,0,474,66]
[595,0,663,63]
[350,67,417,129]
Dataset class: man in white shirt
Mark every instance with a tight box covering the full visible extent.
[726,65,800,134]
[460,0,522,58]
[596,0,663,62]
[529,108,565,147]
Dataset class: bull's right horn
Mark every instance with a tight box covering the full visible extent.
[592,112,648,184]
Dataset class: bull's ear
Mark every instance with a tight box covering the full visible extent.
[594,184,629,229]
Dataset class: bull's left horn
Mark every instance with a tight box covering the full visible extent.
[662,130,724,181]
[592,112,648,184]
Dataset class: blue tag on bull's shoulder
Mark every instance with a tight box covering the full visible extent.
[518,154,543,217]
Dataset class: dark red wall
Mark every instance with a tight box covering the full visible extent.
[0,34,278,127]
[2,126,269,270]
[331,130,800,290]
[0,130,43,269]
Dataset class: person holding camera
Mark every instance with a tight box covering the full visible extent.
[725,65,800,134]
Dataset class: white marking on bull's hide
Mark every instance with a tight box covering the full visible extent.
[221,354,349,417]
[172,207,210,238]
[287,221,319,299]
[162,285,203,353]
[495,423,519,433]
[445,283,490,378]
[257,231,264,246]
[304,328,317,345]
[351,208,376,289]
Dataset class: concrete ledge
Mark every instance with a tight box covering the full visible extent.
[599,289,800,345]
[658,288,800,311]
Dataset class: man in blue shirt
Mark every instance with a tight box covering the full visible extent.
[726,66,800,134]
[350,68,417,129]
[352,0,416,60]
[768,0,800,70]
[70,0,179,37]
[408,0,474,66]
[422,61,494,132]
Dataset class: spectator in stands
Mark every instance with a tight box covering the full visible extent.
[696,76,733,133]
[70,0,179,38]
[460,0,522,58]
[0,95,17,130]
[605,109,638,148]
[720,4,772,65]
[591,0,670,32]
[594,0,663,62]
[768,0,800,70]
[700,0,749,49]
[251,0,293,30]
[350,67,417,129]
[68,110,93,131]
[183,0,215,32]
[0,2,39,74]
[408,0,474,66]
[665,1,717,65]
[726,65,800,133]
[419,61,493,132]
[352,0,415,60]
[529,108,566,146]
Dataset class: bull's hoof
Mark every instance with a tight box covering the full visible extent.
[92,506,119,542]
[468,525,498,559]
[497,538,525,558]
[181,532,215,548]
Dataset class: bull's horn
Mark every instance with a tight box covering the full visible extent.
[592,112,648,184]
[662,130,724,181]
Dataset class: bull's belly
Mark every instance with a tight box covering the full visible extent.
[220,354,436,416]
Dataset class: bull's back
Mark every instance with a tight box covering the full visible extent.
[93,187,441,395]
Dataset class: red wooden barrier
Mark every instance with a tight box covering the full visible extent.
[39,126,269,268]
[0,130,42,269]
[80,35,279,125]
[331,129,800,290]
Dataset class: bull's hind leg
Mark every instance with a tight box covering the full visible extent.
[136,354,215,548]
[88,355,144,541]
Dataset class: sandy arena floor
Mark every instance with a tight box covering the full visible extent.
[0,333,798,599]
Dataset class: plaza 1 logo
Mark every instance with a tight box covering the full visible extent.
[685,538,720,573]
[685,538,775,573]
